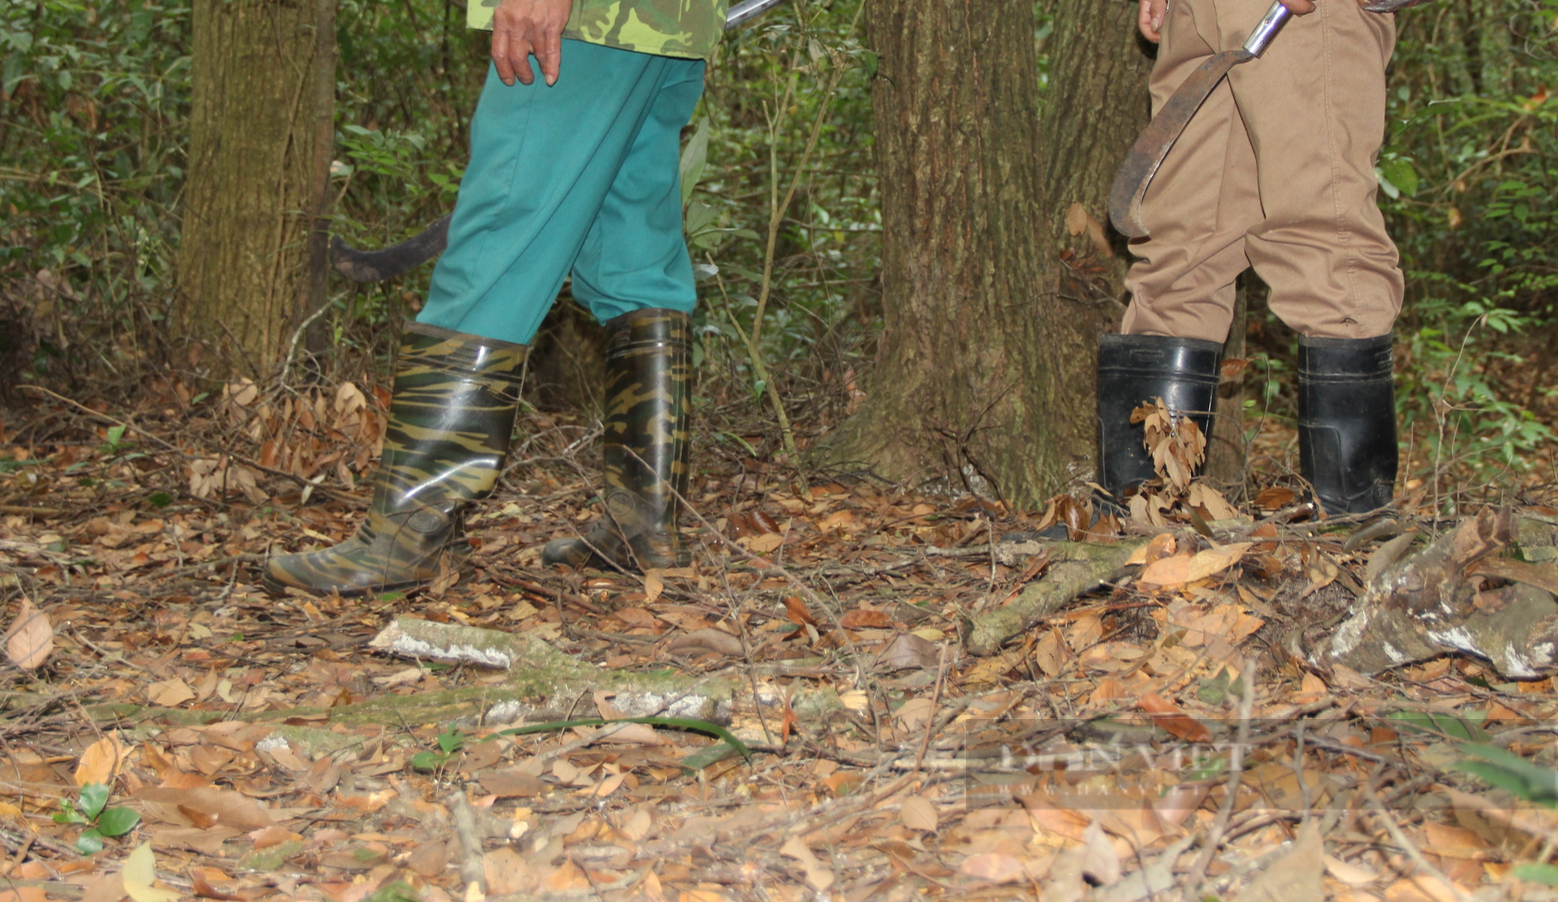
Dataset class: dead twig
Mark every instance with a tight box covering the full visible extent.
[1187,656,1257,892]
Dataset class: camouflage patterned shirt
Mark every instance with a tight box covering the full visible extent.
[468,0,727,60]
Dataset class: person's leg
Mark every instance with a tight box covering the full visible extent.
[1228,0,1402,340]
[417,40,684,346]
[267,42,697,594]
[264,327,526,595]
[1297,335,1397,514]
[1227,0,1402,512]
[544,58,706,571]
[1105,0,1252,504]
[1120,0,1262,343]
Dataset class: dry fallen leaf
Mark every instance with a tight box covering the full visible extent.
[123,843,182,902]
[1230,821,1323,902]
[780,836,834,891]
[877,632,938,671]
[483,847,536,896]
[666,628,743,658]
[959,852,1027,884]
[900,795,938,833]
[1139,553,1192,587]
[75,734,126,788]
[4,597,52,670]
[147,678,195,707]
[1138,692,1213,743]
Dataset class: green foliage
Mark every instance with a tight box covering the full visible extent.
[1386,709,1490,743]
[1,0,191,380]
[1377,0,1558,489]
[410,726,467,771]
[54,781,141,854]
[1455,743,1558,884]
[1456,742,1558,805]
[692,0,880,412]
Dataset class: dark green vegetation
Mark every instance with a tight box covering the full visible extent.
[0,0,1553,504]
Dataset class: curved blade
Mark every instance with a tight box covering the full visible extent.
[330,214,451,282]
[1108,50,1251,239]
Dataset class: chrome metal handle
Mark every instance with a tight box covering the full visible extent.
[726,0,791,29]
[1242,0,1293,56]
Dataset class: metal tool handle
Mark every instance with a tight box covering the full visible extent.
[726,0,791,29]
[1241,0,1292,56]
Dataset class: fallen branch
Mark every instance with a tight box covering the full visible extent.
[368,616,739,721]
[964,540,1140,655]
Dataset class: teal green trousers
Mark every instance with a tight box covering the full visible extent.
[419,39,706,345]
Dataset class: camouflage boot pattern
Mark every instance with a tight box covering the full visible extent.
[542,309,691,571]
[263,325,526,596]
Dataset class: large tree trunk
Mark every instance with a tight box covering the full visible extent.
[177,0,336,377]
[822,0,1152,510]
[1035,0,1158,479]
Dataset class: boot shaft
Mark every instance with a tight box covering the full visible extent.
[599,309,692,510]
[375,324,528,516]
[1297,334,1397,515]
[1096,333,1223,500]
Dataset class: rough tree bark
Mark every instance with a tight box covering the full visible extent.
[822,0,1152,509]
[177,0,337,377]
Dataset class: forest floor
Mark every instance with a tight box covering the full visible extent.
[2,377,1558,902]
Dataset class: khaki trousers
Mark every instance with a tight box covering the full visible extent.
[1120,0,1405,342]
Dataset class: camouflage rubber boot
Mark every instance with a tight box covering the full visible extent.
[263,325,526,596]
[542,309,691,571]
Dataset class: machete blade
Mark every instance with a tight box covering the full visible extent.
[330,213,452,283]
[1108,0,1291,239]
[1107,50,1251,239]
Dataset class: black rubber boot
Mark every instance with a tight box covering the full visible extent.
[1096,333,1223,504]
[542,309,691,571]
[1297,334,1397,515]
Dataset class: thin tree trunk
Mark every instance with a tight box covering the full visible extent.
[178,0,336,378]
[1207,283,1248,494]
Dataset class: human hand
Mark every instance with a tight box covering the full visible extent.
[491,0,574,86]
[1278,0,1316,15]
[1138,0,1167,42]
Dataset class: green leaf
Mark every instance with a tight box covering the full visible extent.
[679,116,711,205]
[1456,743,1558,805]
[146,491,172,508]
[96,807,140,837]
[681,742,744,771]
[1378,156,1419,197]
[54,799,87,825]
[1387,710,1489,743]
[410,751,446,771]
[1514,863,1558,886]
[76,827,104,855]
[436,728,465,754]
[79,783,110,820]
[493,716,753,764]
